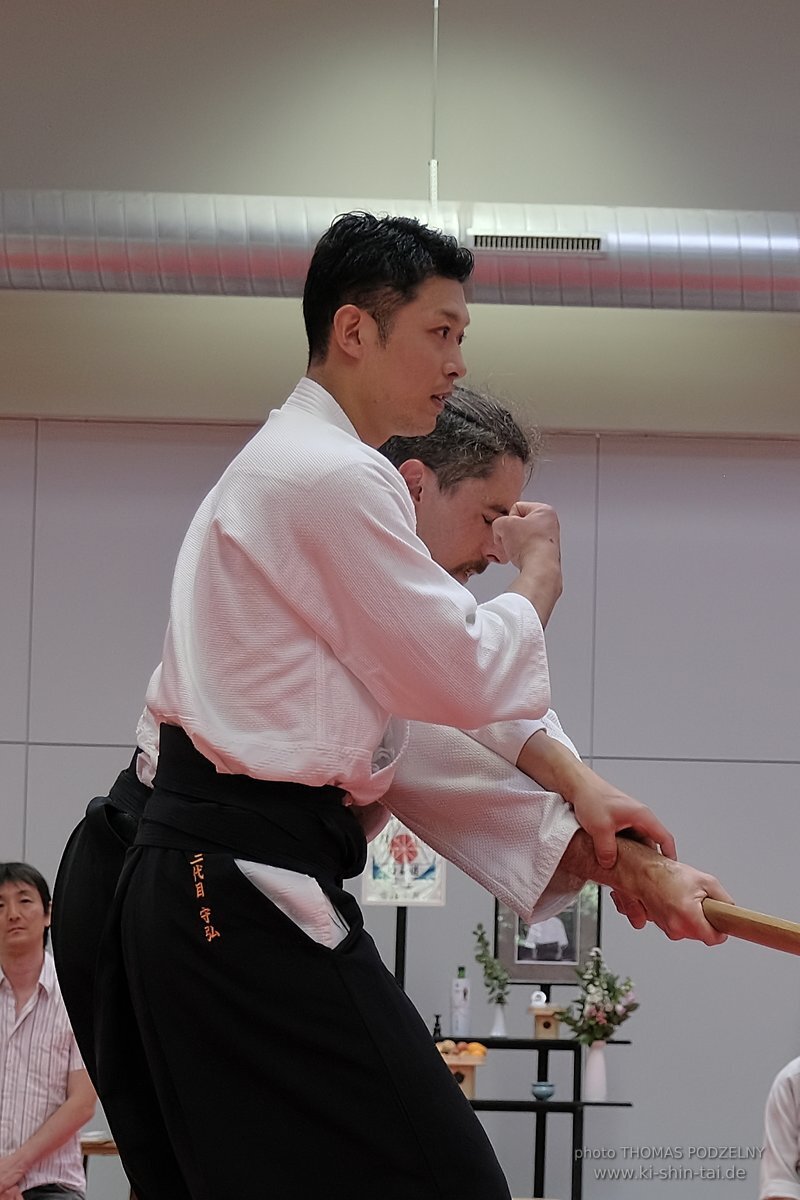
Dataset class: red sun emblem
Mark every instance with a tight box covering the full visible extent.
[389,833,419,864]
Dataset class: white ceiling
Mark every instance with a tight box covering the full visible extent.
[2,0,799,434]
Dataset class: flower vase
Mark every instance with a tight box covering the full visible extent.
[489,1005,507,1038]
[584,1040,607,1102]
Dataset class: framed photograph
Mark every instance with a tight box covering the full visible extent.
[494,883,601,985]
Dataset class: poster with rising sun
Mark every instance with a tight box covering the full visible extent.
[362,815,446,906]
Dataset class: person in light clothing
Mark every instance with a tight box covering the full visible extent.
[58,214,730,1200]
[91,210,566,1200]
[523,917,570,961]
[0,863,95,1200]
[759,1056,800,1200]
[54,387,728,1129]
[377,389,732,935]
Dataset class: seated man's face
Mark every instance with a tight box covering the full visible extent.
[403,453,526,584]
[0,881,50,958]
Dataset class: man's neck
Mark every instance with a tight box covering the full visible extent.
[306,364,383,447]
[1,947,45,1001]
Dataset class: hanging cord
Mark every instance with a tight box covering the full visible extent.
[428,0,440,216]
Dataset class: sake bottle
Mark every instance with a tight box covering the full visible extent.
[450,965,471,1037]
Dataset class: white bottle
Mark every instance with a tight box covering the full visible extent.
[450,965,471,1037]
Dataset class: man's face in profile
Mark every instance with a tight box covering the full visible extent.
[400,453,525,583]
[355,276,469,445]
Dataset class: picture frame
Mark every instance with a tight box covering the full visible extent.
[494,883,601,985]
[361,816,446,906]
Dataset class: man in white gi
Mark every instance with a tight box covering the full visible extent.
[378,386,732,938]
[81,212,730,1200]
[759,1056,800,1200]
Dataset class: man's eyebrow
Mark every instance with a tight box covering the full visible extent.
[435,307,470,326]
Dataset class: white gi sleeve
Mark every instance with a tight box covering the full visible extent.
[380,721,583,922]
[759,1061,800,1200]
[464,708,581,766]
[215,454,552,730]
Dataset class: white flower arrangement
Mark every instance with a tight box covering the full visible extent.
[556,947,639,1045]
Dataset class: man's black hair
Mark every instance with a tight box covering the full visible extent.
[379,384,539,491]
[0,862,52,948]
[303,211,473,364]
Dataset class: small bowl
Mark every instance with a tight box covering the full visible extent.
[531,1081,555,1102]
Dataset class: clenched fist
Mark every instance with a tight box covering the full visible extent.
[493,502,562,626]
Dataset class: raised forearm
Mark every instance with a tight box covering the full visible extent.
[516,729,676,867]
[505,559,562,628]
[516,727,585,795]
[494,503,563,628]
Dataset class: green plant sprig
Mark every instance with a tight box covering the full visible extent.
[473,922,511,1006]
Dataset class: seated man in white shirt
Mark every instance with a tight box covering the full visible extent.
[759,1056,800,1200]
[0,863,96,1200]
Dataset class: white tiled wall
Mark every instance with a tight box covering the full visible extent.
[0,744,26,860]
[2,417,798,1200]
[594,438,800,762]
[0,422,35,741]
[30,422,253,746]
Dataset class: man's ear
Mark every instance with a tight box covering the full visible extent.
[44,904,51,929]
[330,304,369,361]
[397,459,426,505]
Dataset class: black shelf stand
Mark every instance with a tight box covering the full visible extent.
[466,1037,631,1200]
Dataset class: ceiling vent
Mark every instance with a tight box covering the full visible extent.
[471,233,603,255]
